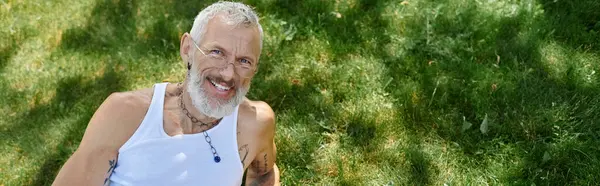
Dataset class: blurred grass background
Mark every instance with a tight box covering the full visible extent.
[1,0,599,185]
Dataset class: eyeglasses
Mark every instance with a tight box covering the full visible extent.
[191,39,257,78]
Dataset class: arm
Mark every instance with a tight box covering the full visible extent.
[52,93,146,186]
[246,143,280,186]
[245,103,280,186]
[52,147,117,186]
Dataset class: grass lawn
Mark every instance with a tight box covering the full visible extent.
[2,0,600,185]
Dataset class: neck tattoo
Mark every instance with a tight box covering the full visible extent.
[178,83,222,163]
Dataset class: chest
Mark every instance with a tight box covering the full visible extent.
[161,109,260,171]
[112,138,244,186]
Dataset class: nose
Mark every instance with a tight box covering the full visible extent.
[219,62,235,82]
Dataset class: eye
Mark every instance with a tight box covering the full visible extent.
[239,58,252,65]
[209,50,222,55]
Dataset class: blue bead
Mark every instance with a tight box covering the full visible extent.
[214,156,221,163]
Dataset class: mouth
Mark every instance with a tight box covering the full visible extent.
[205,77,235,97]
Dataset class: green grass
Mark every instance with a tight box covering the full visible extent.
[1,0,599,185]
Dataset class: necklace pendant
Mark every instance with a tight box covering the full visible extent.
[214,156,221,163]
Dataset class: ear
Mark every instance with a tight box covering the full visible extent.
[180,33,192,67]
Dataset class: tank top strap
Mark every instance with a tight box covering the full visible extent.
[118,83,169,152]
[150,83,168,111]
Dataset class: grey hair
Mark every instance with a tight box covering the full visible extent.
[190,1,263,49]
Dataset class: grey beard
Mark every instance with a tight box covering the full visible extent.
[186,72,248,118]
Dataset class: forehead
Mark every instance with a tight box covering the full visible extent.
[200,15,261,57]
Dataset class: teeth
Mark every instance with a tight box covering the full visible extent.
[210,79,231,91]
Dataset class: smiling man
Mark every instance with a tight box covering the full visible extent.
[52,2,279,186]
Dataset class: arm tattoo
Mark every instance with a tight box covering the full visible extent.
[103,159,117,186]
[249,154,274,185]
[263,154,268,174]
[251,154,269,174]
[239,144,249,167]
[251,157,260,173]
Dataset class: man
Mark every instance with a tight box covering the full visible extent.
[52,2,279,186]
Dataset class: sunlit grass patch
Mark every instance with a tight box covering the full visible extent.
[540,42,570,80]
[273,110,322,184]
[540,41,600,88]
[570,51,599,87]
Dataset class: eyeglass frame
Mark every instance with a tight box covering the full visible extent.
[189,38,258,78]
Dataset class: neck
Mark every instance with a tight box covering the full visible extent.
[179,81,219,125]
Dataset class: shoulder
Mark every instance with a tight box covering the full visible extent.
[77,87,154,152]
[100,88,153,116]
[94,88,153,125]
[238,99,276,138]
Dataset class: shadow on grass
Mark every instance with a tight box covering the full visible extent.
[406,147,433,186]
[249,0,391,59]
[28,115,95,186]
[0,69,124,185]
[59,0,198,60]
[380,0,599,184]
[60,0,137,53]
[537,0,600,53]
[0,42,16,72]
[0,25,38,73]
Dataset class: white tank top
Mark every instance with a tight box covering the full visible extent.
[109,83,243,186]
